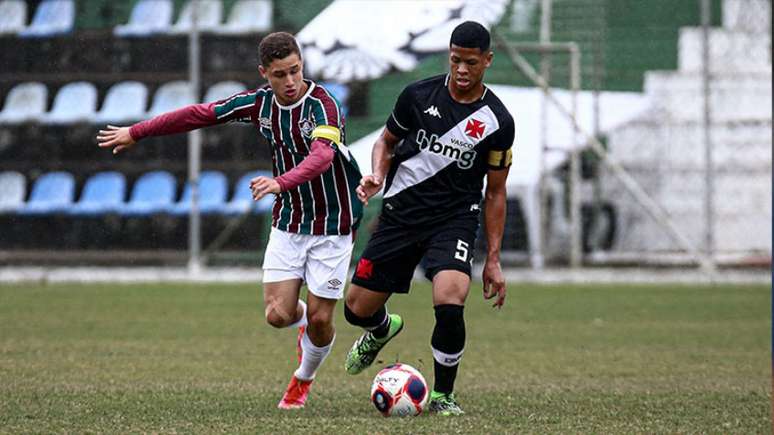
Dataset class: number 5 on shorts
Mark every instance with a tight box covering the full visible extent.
[454,239,469,262]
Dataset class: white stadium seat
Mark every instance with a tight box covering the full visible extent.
[213,0,272,35]
[95,81,149,124]
[43,81,98,124]
[0,0,27,35]
[148,81,196,117]
[204,81,247,103]
[169,0,223,34]
[115,0,174,37]
[0,82,48,124]
[18,0,74,37]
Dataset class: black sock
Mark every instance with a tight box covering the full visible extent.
[431,304,465,395]
[370,313,391,338]
[433,361,459,395]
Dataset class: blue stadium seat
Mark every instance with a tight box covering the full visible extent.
[68,172,126,216]
[114,0,173,37]
[0,82,48,124]
[17,171,75,215]
[119,170,177,217]
[0,0,27,35]
[221,170,274,216]
[167,170,228,216]
[94,81,148,124]
[18,0,74,37]
[0,171,26,213]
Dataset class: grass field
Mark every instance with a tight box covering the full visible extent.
[0,282,770,433]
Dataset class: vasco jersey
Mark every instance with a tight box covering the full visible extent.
[213,80,363,235]
[382,74,515,227]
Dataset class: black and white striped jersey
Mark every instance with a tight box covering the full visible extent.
[381,74,515,227]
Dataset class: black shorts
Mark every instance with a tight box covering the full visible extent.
[351,214,479,294]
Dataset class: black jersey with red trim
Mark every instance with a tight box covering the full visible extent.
[381,74,515,227]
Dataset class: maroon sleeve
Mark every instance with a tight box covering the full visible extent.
[275,138,335,192]
[129,103,218,141]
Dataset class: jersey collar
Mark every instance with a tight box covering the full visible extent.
[445,74,488,103]
[273,79,316,110]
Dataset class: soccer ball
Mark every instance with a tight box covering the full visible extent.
[370,363,429,417]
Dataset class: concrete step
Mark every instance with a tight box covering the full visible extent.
[643,71,772,122]
[678,27,771,74]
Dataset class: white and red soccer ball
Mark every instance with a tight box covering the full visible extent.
[370,363,429,417]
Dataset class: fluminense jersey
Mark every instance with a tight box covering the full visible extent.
[382,74,515,227]
[213,80,362,236]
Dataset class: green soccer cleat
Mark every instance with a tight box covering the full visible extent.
[428,391,464,416]
[344,314,403,375]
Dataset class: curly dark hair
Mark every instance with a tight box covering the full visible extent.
[258,32,302,67]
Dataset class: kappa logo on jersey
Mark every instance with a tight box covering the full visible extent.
[416,128,477,169]
[423,105,441,118]
[299,118,316,138]
[465,119,486,139]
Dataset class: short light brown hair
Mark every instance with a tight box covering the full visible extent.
[258,32,302,67]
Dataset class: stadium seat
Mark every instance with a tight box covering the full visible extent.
[94,81,149,124]
[169,0,223,34]
[114,0,173,37]
[17,171,75,215]
[220,170,273,216]
[148,81,196,117]
[120,170,177,216]
[0,82,47,124]
[43,81,98,124]
[213,0,272,35]
[0,171,26,213]
[204,81,247,103]
[18,0,74,37]
[0,0,27,35]
[167,170,228,215]
[68,172,126,216]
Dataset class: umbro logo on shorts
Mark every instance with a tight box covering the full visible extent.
[327,278,342,289]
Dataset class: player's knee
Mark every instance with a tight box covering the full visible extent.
[265,310,288,328]
[307,309,333,330]
[344,302,384,327]
[343,302,361,326]
[264,299,293,328]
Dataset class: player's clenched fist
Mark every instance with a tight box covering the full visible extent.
[356,174,383,205]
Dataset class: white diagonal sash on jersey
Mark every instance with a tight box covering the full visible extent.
[384,105,500,199]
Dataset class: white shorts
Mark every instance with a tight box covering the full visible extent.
[262,227,354,299]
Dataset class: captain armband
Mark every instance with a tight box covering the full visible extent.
[312,125,351,161]
[487,148,513,169]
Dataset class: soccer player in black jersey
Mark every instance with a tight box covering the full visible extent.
[343,21,515,415]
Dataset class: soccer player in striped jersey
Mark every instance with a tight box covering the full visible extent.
[97,32,362,409]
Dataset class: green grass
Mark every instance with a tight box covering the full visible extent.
[0,282,770,433]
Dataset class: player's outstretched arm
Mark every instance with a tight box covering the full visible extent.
[357,128,400,205]
[482,167,509,308]
[97,125,136,154]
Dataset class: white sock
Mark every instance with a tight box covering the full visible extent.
[287,300,308,329]
[294,331,334,381]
